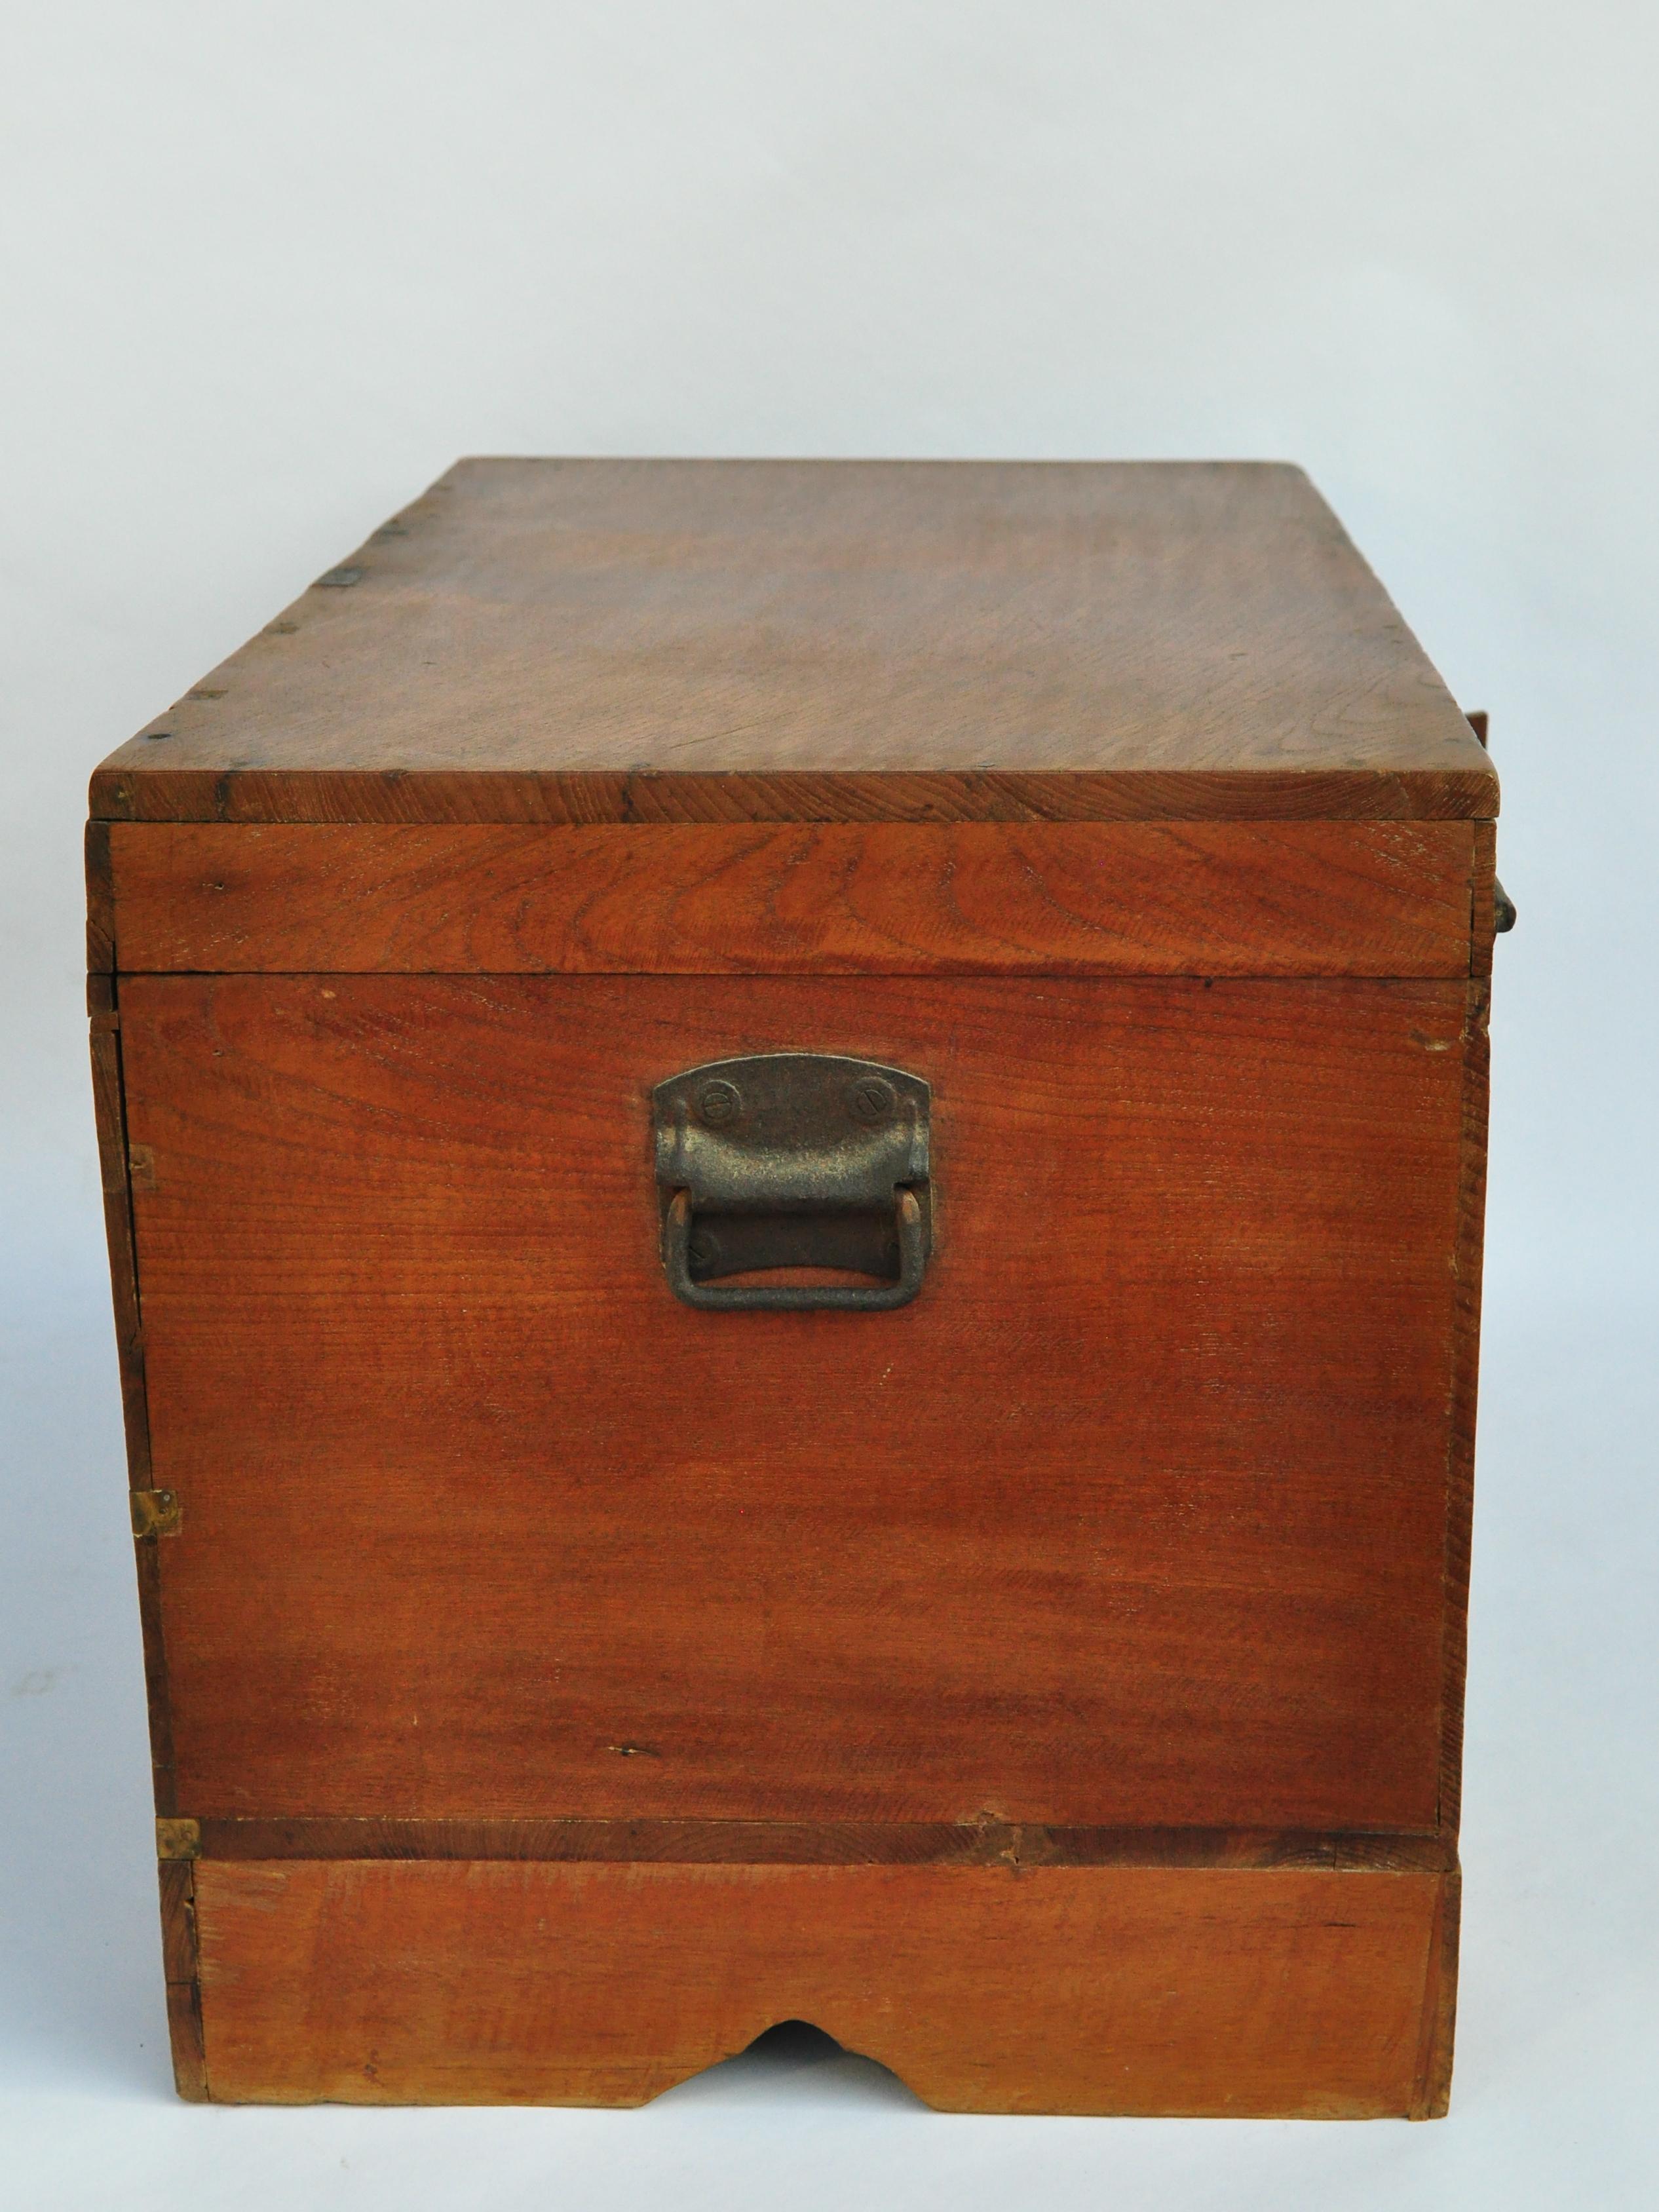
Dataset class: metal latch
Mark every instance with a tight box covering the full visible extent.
[653,1053,932,1311]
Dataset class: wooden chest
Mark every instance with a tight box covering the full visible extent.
[88,459,1500,2117]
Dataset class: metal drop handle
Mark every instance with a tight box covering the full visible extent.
[663,1187,926,1311]
[653,1053,932,1313]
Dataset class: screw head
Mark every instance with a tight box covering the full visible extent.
[847,1075,896,1126]
[695,1079,743,1128]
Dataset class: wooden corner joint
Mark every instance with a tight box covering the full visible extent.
[132,1489,183,1540]
[158,1856,209,2099]
[156,1816,200,1861]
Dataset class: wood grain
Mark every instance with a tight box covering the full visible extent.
[1428,817,1493,1842]
[157,1860,207,2099]
[88,455,1493,2118]
[107,820,1478,978]
[192,1858,1449,2114]
[87,1021,151,1488]
[1413,1866,1462,2119]
[1438,993,1491,1838]
[186,1816,1454,1871]
[94,763,1503,830]
[91,839,200,2074]
[86,821,116,972]
[121,971,1468,1831]
[87,963,181,1827]
[1470,818,1498,983]
[90,459,1498,826]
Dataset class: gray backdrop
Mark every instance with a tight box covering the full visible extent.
[3,4,1654,2206]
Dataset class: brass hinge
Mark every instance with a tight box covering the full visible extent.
[156,1817,200,1860]
[131,1489,183,1539]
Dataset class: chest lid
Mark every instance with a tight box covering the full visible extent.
[91,459,1496,828]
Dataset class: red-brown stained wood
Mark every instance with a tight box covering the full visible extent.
[157,1860,207,2099]
[191,1858,1448,2114]
[86,820,117,972]
[90,459,1495,2117]
[1432,814,1495,1840]
[94,763,1503,829]
[185,1817,1454,1870]
[165,1979,208,2102]
[107,820,1479,978]
[1412,1866,1462,2119]
[1470,819,1498,982]
[157,1858,199,1984]
[88,461,1498,828]
[88,970,180,1818]
[121,971,1466,1831]
[1437,981,1491,1838]
[132,1544,178,1817]
[87,1025,149,1483]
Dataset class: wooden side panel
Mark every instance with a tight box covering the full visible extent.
[1438,989,1491,1837]
[193,1858,1446,2115]
[86,821,116,974]
[92,835,201,2086]
[87,1016,151,1488]
[1434,820,1494,1839]
[121,972,1468,1831]
[157,1859,207,2099]
[87,960,180,1830]
[1411,1865,1462,2120]
[107,822,1478,977]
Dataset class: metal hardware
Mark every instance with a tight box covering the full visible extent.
[156,1817,201,1861]
[130,1488,182,1539]
[653,1053,931,1311]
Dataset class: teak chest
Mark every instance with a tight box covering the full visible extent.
[88,459,1501,2117]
